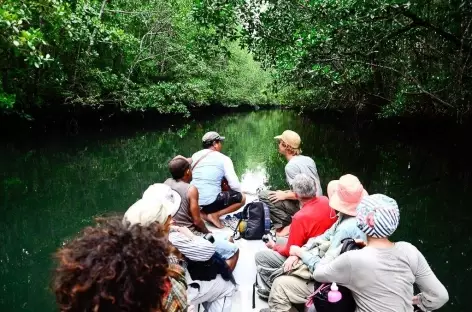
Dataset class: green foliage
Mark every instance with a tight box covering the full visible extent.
[194,0,472,121]
[0,0,275,118]
[0,89,16,109]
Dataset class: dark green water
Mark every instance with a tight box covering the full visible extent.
[0,110,469,311]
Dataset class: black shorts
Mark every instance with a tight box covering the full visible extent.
[201,190,243,214]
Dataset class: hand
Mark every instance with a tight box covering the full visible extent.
[265,239,275,249]
[177,226,195,239]
[283,256,299,272]
[412,295,420,306]
[268,190,287,203]
[289,245,303,257]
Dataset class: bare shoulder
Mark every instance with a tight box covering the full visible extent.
[188,185,199,197]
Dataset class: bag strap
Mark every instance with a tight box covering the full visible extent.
[305,283,329,307]
[262,202,271,234]
[340,237,363,254]
[252,273,257,309]
[233,219,243,240]
[191,150,214,170]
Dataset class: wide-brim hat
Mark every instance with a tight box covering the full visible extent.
[142,183,181,217]
[327,175,368,216]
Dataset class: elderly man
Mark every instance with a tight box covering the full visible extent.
[254,174,336,299]
[259,130,322,236]
[191,131,246,228]
[261,174,368,312]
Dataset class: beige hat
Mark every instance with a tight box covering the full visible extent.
[274,130,301,149]
[123,184,181,226]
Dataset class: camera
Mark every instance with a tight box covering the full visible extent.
[203,233,215,243]
[262,234,271,243]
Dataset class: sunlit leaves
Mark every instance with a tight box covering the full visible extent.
[0,0,275,115]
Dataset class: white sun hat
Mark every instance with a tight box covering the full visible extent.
[123,183,181,226]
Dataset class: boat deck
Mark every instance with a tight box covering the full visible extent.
[207,191,269,312]
[209,225,268,312]
[200,169,272,311]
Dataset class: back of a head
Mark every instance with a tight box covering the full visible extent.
[52,217,171,312]
[122,184,181,227]
[201,131,225,149]
[275,130,302,155]
[202,140,216,149]
[292,173,317,198]
[168,157,190,180]
[356,194,400,238]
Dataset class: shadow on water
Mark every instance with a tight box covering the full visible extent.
[0,110,470,311]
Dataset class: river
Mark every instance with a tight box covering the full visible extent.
[0,110,469,311]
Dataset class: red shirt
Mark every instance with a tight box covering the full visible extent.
[273,196,337,257]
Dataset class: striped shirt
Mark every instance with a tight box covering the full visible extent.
[169,231,215,262]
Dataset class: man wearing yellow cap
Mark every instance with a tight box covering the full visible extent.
[259,130,322,236]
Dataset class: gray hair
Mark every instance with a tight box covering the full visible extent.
[292,174,317,198]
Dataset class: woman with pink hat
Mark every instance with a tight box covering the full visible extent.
[314,194,449,312]
[265,174,368,312]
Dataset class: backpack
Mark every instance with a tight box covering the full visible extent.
[306,238,363,312]
[186,252,236,285]
[233,201,271,240]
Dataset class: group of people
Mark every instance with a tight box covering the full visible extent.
[51,130,450,312]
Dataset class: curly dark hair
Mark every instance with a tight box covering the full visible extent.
[52,217,178,312]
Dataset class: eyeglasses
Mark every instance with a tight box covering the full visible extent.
[278,140,289,148]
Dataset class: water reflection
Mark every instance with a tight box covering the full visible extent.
[240,166,269,196]
[0,110,470,311]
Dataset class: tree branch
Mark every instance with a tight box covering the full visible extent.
[368,23,417,55]
[400,8,471,52]
[312,57,453,108]
[88,0,108,51]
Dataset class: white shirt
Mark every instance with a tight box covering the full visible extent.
[191,149,241,206]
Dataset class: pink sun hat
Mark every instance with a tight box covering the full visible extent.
[327,174,368,216]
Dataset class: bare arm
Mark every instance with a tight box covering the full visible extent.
[267,190,297,203]
[283,190,297,200]
[188,186,210,234]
